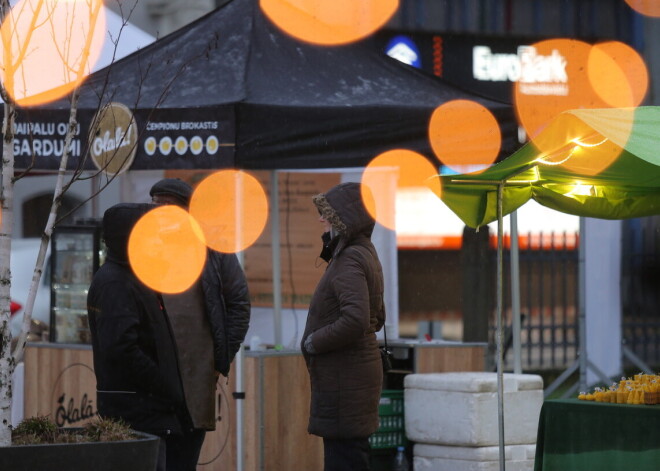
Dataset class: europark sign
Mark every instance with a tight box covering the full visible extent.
[379,31,570,103]
[10,104,235,173]
[379,31,581,250]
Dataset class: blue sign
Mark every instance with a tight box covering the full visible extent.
[385,35,422,68]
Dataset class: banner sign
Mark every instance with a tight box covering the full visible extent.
[10,105,236,171]
[374,31,566,104]
[89,102,138,176]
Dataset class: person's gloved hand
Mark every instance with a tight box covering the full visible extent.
[303,333,316,354]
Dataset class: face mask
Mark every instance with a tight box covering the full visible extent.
[319,232,333,262]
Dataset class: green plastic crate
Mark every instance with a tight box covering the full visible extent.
[377,389,404,416]
[370,390,406,449]
[369,430,407,449]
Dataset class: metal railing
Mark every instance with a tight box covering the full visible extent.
[494,232,579,371]
[621,219,660,370]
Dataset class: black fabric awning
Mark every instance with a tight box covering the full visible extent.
[9,0,517,172]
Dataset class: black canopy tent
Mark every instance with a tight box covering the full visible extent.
[10,0,517,172]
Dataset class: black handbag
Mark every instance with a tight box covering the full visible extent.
[380,324,393,373]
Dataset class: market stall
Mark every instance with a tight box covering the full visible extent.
[438,106,660,471]
[7,0,517,173]
[9,1,512,470]
[534,399,660,471]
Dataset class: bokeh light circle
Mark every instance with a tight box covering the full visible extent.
[624,0,660,17]
[514,38,644,174]
[532,111,629,176]
[515,39,595,142]
[362,149,441,231]
[587,41,648,108]
[428,99,501,174]
[0,0,106,106]
[260,0,399,45]
[189,170,269,253]
[129,205,207,294]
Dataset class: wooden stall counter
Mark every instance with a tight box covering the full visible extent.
[23,340,486,471]
[24,342,96,427]
[22,344,321,471]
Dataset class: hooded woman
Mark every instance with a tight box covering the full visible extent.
[301,182,386,471]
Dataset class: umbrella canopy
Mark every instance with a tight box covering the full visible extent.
[439,106,660,228]
[9,0,517,172]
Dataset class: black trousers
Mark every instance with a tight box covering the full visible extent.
[323,437,371,471]
[156,429,206,471]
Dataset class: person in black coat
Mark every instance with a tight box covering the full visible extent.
[149,178,252,466]
[148,178,251,378]
[88,199,251,471]
[88,203,188,471]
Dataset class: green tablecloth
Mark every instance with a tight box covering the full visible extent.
[534,399,660,471]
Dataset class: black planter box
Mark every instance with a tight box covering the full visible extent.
[0,431,160,471]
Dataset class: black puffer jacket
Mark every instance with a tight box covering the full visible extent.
[87,203,187,435]
[202,250,251,377]
[301,182,385,439]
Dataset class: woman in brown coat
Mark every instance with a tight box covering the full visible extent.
[302,182,386,471]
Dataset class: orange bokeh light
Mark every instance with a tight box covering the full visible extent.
[514,38,643,174]
[0,0,106,106]
[515,39,596,142]
[428,99,501,174]
[361,149,441,231]
[128,205,207,294]
[532,111,630,176]
[624,0,660,17]
[189,170,269,253]
[260,0,398,46]
[587,41,648,108]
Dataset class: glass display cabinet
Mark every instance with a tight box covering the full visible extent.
[49,222,104,343]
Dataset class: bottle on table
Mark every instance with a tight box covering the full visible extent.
[392,446,410,471]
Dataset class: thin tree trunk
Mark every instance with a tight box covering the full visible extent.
[0,0,14,448]
[0,100,17,447]
[11,90,80,364]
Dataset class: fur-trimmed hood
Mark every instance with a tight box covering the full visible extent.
[312,182,375,243]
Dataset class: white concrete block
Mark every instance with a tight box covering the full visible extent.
[413,443,535,471]
[404,372,543,446]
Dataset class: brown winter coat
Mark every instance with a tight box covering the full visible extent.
[302,182,385,439]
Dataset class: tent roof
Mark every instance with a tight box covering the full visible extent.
[63,0,505,110]
[27,0,516,171]
[439,107,660,228]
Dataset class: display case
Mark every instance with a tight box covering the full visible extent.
[49,222,104,343]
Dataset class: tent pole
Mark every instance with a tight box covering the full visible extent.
[235,172,245,267]
[271,170,283,348]
[235,345,245,471]
[496,183,506,471]
[510,210,522,374]
[91,173,100,218]
[578,216,587,392]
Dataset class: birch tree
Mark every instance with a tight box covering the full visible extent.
[0,0,133,446]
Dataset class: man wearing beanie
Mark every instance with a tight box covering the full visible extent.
[148,178,252,468]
